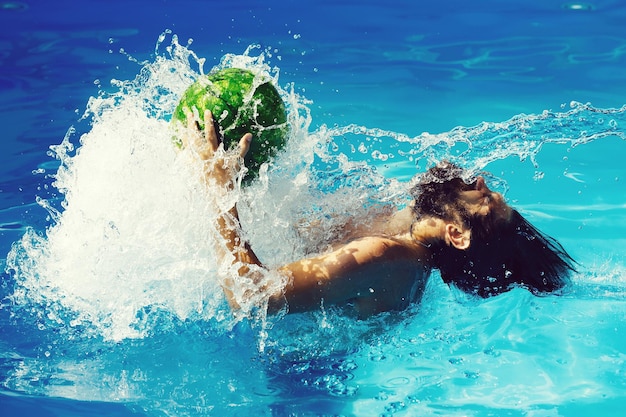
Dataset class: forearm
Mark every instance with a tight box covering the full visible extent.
[215,204,267,311]
[181,110,275,312]
[216,205,263,268]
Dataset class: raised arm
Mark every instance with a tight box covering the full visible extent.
[181,109,265,311]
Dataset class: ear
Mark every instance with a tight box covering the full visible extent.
[445,223,471,250]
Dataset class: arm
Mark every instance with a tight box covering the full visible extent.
[182,109,264,311]
[184,110,424,316]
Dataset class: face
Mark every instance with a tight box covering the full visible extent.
[457,176,512,222]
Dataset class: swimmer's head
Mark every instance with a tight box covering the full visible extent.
[410,161,576,297]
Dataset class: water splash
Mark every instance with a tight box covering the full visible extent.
[6,32,626,344]
[5,34,295,342]
[3,31,626,415]
[324,100,626,181]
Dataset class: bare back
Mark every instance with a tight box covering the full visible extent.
[277,209,432,316]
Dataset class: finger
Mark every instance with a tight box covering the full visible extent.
[181,107,195,148]
[185,108,201,132]
[238,133,252,159]
[204,110,219,152]
[231,133,252,174]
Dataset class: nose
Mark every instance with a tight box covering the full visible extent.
[475,176,487,191]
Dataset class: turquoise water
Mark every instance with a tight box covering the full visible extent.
[2,1,626,416]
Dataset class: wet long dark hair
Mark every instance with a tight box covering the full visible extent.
[410,162,576,297]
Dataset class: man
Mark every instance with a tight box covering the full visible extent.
[183,110,576,318]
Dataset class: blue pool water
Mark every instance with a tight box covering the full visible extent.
[2,1,626,416]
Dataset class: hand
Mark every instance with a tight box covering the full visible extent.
[182,108,252,190]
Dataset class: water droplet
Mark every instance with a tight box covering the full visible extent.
[483,347,501,357]
[375,391,389,401]
[385,401,407,413]
[449,357,464,365]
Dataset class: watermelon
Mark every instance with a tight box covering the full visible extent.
[172,68,288,180]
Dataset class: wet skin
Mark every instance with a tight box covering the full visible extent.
[184,110,514,317]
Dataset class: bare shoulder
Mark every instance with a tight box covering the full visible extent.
[347,234,425,261]
[278,234,429,314]
[281,234,427,282]
[336,206,415,243]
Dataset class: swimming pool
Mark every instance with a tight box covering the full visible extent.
[1,1,625,416]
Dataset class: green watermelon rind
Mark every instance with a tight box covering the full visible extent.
[172,68,288,179]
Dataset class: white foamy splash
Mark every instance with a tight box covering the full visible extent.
[3,34,402,342]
